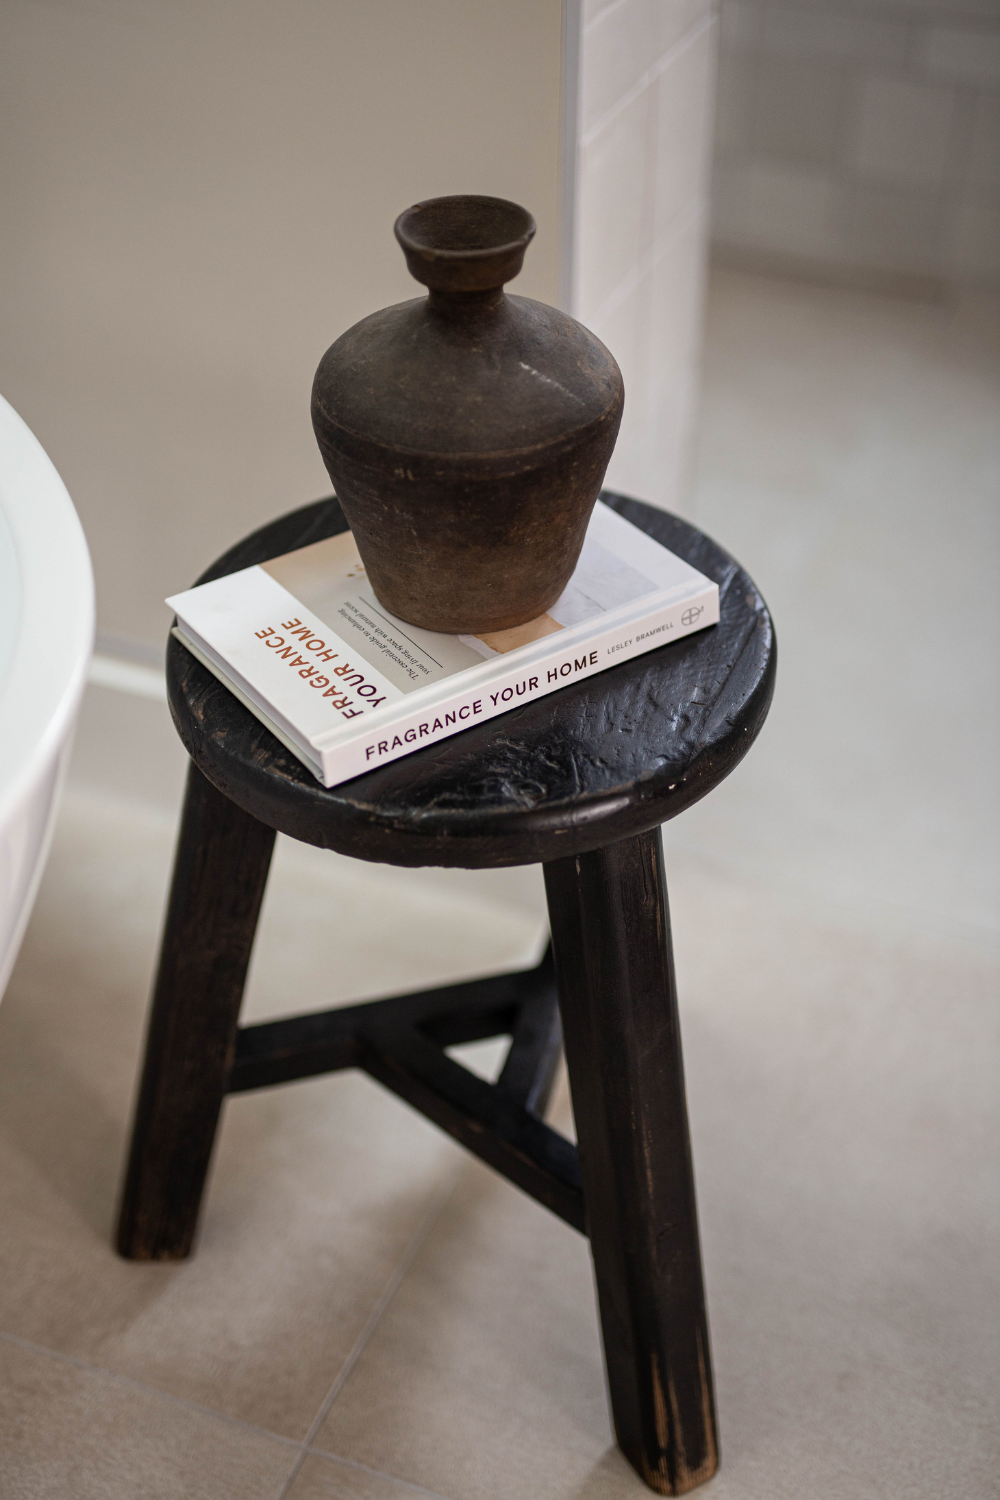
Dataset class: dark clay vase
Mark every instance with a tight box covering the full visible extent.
[311,195,624,635]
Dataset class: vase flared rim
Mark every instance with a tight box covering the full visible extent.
[394,195,536,292]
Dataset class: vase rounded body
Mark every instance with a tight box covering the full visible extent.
[311,197,624,635]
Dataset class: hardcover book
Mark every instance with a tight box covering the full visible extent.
[167,500,719,789]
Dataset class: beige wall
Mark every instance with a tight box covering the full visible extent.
[2,1,724,828]
[0,0,564,643]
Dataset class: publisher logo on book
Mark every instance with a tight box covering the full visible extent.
[681,605,704,627]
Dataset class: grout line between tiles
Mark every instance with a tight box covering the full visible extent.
[579,10,715,148]
[582,0,628,36]
[0,1327,303,1451]
[276,1170,461,1499]
[305,1446,458,1500]
[0,1326,458,1500]
[587,198,704,330]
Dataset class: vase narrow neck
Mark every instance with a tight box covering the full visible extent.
[427,287,505,318]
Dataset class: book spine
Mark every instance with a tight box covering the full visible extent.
[318,584,720,788]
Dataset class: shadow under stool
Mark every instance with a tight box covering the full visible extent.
[116,491,775,1496]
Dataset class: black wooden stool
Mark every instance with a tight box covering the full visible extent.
[117,492,775,1495]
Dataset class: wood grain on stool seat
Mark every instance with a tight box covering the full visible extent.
[168,492,775,867]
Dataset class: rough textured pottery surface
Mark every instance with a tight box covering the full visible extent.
[311,195,624,635]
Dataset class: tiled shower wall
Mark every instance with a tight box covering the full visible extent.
[712,0,1000,289]
[573,0,719,511]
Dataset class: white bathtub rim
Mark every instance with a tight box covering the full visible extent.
[0,740,70,1000]
[0,393,94,835]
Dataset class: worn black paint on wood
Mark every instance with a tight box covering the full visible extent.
[116,763,275,1260]
[545,829,719,1495]
[229,948,581,1230]
[166,492,775,868]
[117,493,775,1494]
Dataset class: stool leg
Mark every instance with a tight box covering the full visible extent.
[544,828,718,1495]
[116,763,275,1260]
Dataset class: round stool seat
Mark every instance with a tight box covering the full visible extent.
[168,492,775,868]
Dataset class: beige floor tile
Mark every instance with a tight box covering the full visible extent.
[243,827,545,1026]
[664,865,999,1499]
[677,271,1000,943]
[311,872,997,1500]
[0,1334,296,1499]
[0,790,540,1440]
[312,1158,631,1500]
[286,1449,454,1498]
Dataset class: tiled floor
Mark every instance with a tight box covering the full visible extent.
[1,271,997,1497]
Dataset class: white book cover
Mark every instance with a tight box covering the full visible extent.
[167,501,719,788]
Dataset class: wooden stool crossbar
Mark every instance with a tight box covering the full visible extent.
[116,492,775,1496]
[232,943,578,1226]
